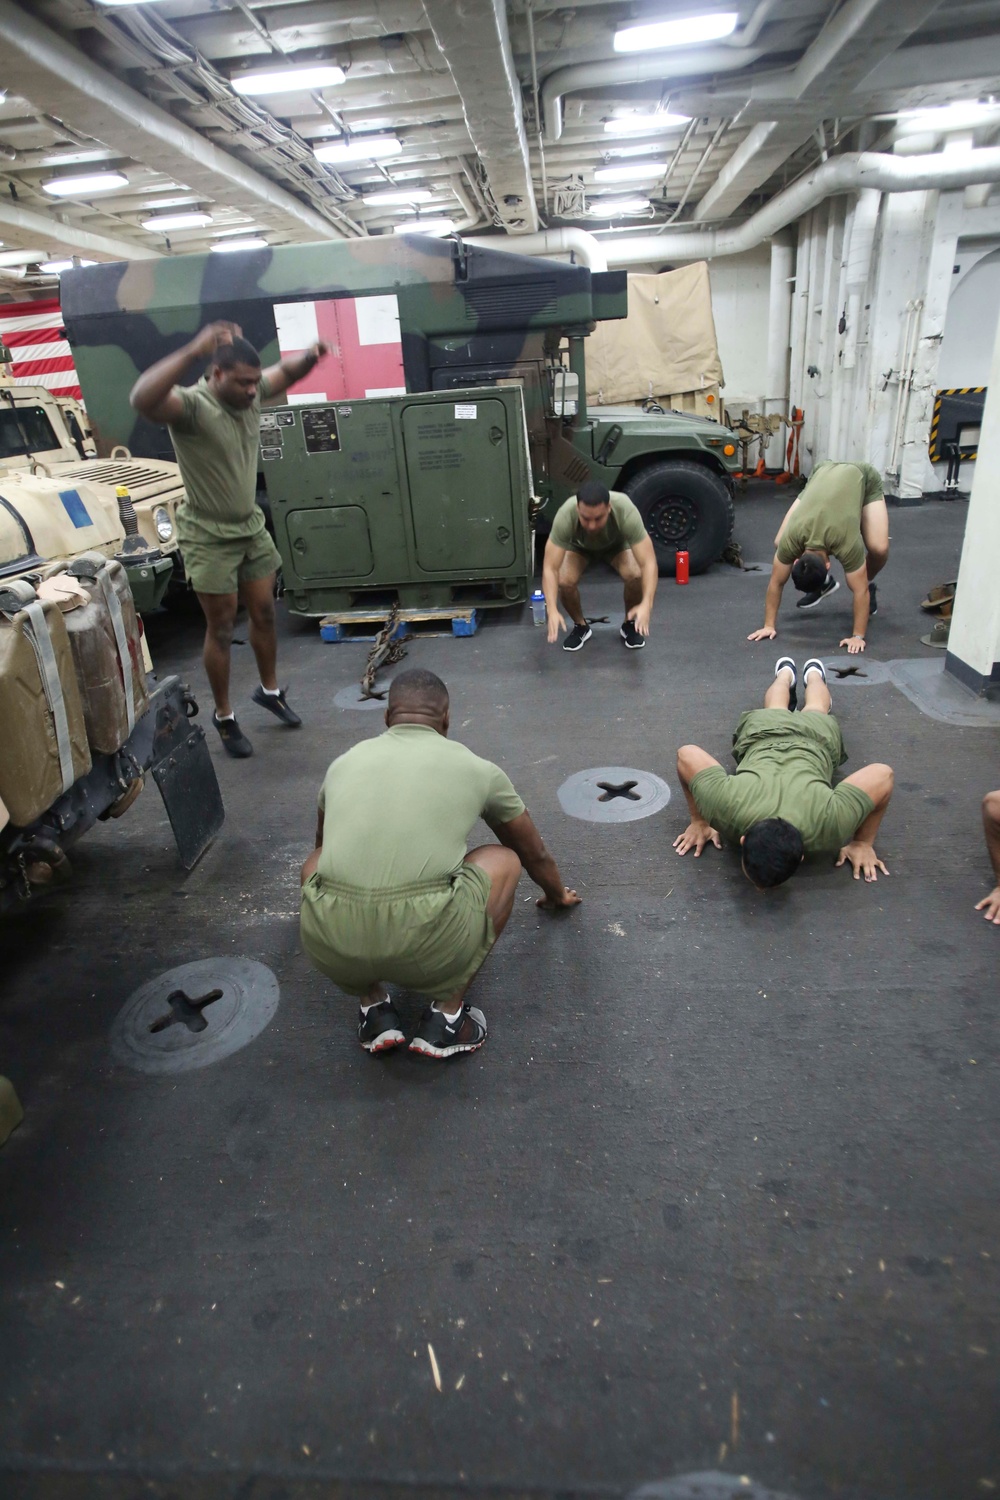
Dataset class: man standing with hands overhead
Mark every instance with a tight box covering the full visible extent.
[130,320,328,757]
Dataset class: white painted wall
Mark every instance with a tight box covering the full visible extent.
[707,246,773,405]
[938,244,1000,386]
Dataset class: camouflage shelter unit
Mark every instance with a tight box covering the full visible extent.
[61,238,739,576]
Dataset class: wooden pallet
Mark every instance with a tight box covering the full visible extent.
[319,606,479,643]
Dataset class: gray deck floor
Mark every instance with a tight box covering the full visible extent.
[2,485,998,1500]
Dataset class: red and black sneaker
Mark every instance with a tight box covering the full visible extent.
[358,999,406,1054]
[408,1004,487,1059]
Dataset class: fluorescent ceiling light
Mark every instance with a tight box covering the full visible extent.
[95,0,168,6]
[36,149,112,168]
[608,141,674,158]
[899,101,1000,129]
[615,12,738,51]
[604,113,691,133]
[142,196,201,210]
[233,65,345,96]
[141,211,213,231]
[210,237,268,253]
[40,260,96,274]
[588,197,651,215]
[314,135,403,164]
[43,171,128,197]
[594,162,667,182]
[393,218,455,237]
[363,188,434,206]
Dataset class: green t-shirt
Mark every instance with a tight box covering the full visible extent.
[316,724,525,889]
[776,461,883,575]
[168,375,272,539]
[549,491,647,554]
[690,708,874,854]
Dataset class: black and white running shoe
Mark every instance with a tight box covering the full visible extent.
[251,684,302,727]
[802,657,827,686]
[775,655,798,711]
[620,618,645,649]
[213,712,253,758]
[868,582,878,617]
[563,622,593,652]
[796,576,839,610]
[409,1004,487,1058]
[358,999,406,1054]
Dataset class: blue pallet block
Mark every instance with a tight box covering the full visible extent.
[319,620,410,643]
[451,610,479,637]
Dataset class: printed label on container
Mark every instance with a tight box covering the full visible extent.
[454,403,477,420]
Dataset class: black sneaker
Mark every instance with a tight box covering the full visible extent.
[252,684,302,727]
[213,712,253,758]
[868,583,878,617]
[802,657,827,686]
[620,618,645,650]
[563,622,593,652]
[775,655,797,711]
[796,576,840,610]
[358,998,406,1054]
[408,1004,487,1058]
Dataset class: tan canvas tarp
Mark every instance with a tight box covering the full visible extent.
[585,262,724,405]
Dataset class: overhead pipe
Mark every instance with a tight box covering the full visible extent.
[468,227,608,271]
[595,147,1000,265]
[0,201,160,262]
[542,44,768,142]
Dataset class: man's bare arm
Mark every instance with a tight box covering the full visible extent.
[835,762,893,881]
[261,342,330,401]
[976,789,1000,923]
[130,320,240,424]
[748,555,793,642]
[673,744,723,856]
[840,565,870,654]
[487,809,580,908]
[541,538,568,645]
[627,535,659,636]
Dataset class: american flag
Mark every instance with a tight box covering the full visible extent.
[0,297,82,399]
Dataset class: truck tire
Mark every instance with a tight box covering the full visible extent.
[624,459,734,576]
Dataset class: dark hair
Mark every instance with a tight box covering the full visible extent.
[577,481,610,509]
[791,551,827,593]
[387,668,449,714]
[741,818,804,888]
[213,337,261,371]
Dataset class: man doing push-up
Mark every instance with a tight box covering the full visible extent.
[674,657,894,888]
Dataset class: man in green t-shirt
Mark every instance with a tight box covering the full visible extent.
[673,656,894,889]
[300,669,581,1059]
[747,461,889,656]
[542,481,658,652]
[130,321,328,758]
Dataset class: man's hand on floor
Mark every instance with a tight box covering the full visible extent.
[975,885,1000,924]
[836,840,889,881]
[840,634,866,654]
[673,821,721,857]
[747,626,777,642]
[537,886,582,910]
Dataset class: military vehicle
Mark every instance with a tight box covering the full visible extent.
[61,237,739,576]
[0,347,183,609]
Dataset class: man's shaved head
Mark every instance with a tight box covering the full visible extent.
[387,668,449,719]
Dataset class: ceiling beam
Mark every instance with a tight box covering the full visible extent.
[0,0,345,243]
[0,198,160,260]
[421,0,538,233]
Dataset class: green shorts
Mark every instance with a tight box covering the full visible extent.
[567,545,628,566]
[179,523,282,596]
[300,864,495,1003]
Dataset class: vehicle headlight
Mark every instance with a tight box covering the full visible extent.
[154,506,173,541]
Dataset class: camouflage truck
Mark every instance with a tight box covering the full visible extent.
[61,237,740,576]
[0,353,181,611]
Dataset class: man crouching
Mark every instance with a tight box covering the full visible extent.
[301,669,580,1058]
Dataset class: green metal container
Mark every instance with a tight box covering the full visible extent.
[264,385,533,616]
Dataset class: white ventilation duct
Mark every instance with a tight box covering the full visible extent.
[469,227,608,271]
[599,147,1000,265]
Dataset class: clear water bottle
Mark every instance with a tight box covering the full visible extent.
[530,589,546,626]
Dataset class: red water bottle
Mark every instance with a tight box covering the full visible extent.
[675,549,689,584]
